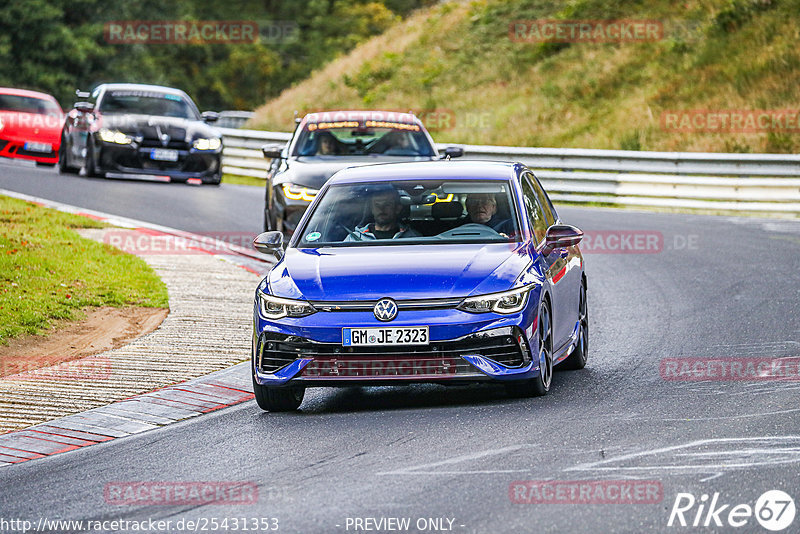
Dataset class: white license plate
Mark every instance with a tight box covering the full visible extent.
[24,142,52,153]
[150,148,179,162]
[343,327,429,346]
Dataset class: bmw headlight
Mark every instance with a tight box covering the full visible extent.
[458,286,533,314]
[258,291,316,319]
[282,183,318,202]
[193,138,222,151]
[98,128,133,145]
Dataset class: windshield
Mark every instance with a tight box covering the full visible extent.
[292,122,435,157]
[98,90,198,119]
[295,179,521,247]
[0,94,61,116]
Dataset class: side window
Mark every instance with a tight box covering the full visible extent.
[526,172,555,227]
[521,176,548,244]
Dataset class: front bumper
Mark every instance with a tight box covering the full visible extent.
[0,138,58,164]
[252,322,540,387]
[97,143,221,182]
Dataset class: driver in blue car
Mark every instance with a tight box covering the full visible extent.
[463,193,515,236]
[345,188,422,241]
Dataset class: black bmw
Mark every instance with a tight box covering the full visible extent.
[59,83,222,184]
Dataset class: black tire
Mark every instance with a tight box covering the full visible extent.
[561,282,588,370]
[252,377,304,412]
[505,301,553,398]
[83,138,103,178]
[58,139,78,174]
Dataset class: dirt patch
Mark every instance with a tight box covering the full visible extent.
[0,307,169,378]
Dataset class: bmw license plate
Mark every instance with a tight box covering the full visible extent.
[343,327,429,346]
[150,148,179,162]
[24,141,52,153]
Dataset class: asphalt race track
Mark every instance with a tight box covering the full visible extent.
[1,160,799,533]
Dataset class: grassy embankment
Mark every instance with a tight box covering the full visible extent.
[249,0,800,154]
[0,195,169,343]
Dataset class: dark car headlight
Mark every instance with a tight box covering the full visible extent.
[282,183,318,202]
[258,291,316,319]
[192,138,221,151]
[98,128,133,145]
[458,285,533,314]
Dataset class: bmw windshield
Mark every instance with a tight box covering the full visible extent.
[98,90,199,119]
[295,179,522,247]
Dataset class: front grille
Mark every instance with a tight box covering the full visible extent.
[257,330,527,377]
[139,138,189,149]
[17,147,56,157]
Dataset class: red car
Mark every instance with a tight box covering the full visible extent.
[0,88,64,166]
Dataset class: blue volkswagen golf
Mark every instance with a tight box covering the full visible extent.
[251,161,587,411]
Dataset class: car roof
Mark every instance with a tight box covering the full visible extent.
[0,87,59,101]
[327,161,521,184]
[97,83,189,96]
[301,110,423,127]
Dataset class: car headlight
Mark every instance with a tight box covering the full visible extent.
[258,291,316,319]
[458,285,533,314]
[282,183,318,202]
[98,128,133,145]
[193,138,221,151]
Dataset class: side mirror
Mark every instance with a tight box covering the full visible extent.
[261,143,285,159]
[202,111,219,123]
[442,146,464,159]
[74,102,94,114]
[253,231,284,260]
[542,224,583,255]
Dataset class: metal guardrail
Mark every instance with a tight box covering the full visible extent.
[218,127,800,213]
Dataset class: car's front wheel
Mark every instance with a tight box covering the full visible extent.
[506,301,553,398]
[83,139,104,178]
[252,377,304,412]
[58,138,79,174]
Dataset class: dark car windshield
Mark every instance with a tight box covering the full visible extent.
[292,122,435,157]
[295,179,521,247]
[0,94,61,117]
[98,90,199,119]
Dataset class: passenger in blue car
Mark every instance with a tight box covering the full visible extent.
[345,188,422,241]
[463,193,515,236]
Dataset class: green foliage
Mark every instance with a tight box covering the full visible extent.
[0,0,431,110]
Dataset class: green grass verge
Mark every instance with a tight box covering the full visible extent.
[222,174,266,187]
[0,195,169,343]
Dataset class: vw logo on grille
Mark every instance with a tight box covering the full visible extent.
[374,298,398,322]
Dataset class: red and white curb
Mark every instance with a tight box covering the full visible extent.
[0,362,252,466]
[0,189,274,466]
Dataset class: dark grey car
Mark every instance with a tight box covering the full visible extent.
[261,110,463,234]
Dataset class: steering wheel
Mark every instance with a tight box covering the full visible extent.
[436,223,501,239]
